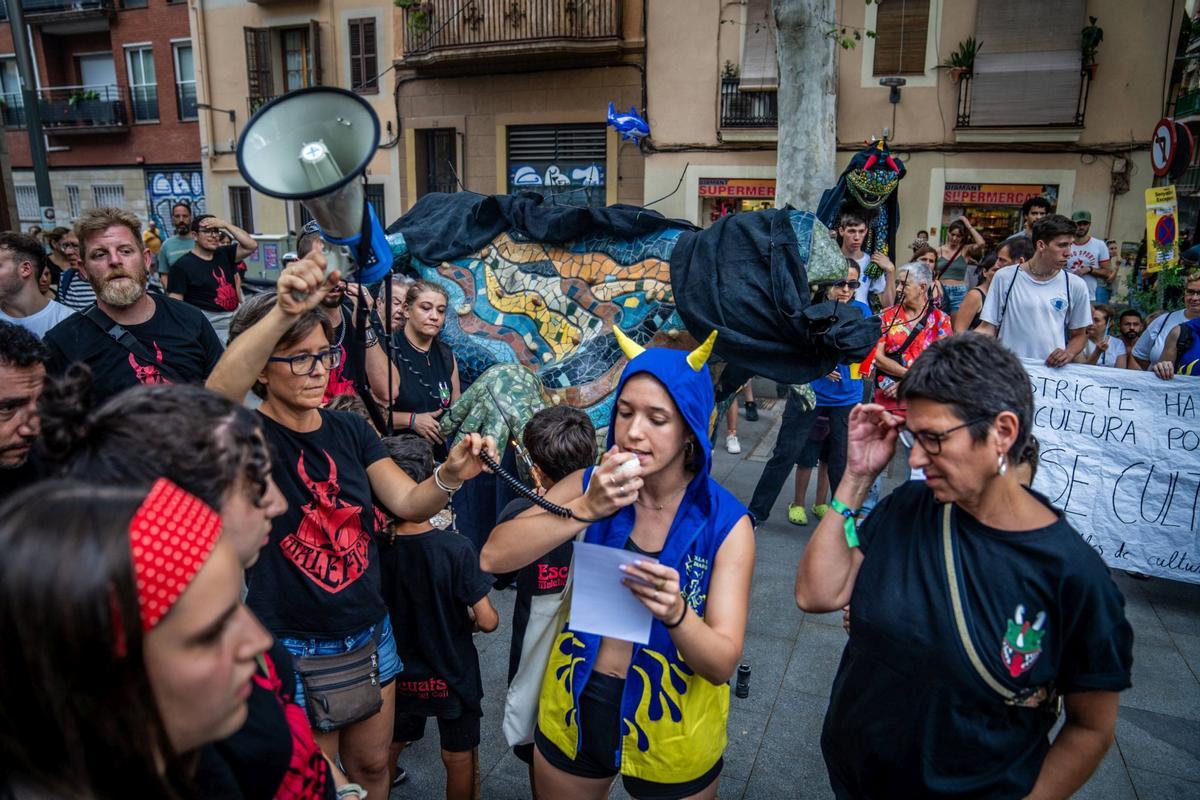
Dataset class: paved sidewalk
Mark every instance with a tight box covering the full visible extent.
[391,401,1200,799]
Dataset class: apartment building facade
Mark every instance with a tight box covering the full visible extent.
[0,0,202,231]
[643,0,1177,282]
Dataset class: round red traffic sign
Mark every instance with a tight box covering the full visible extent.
[1155,214,1176,247]
[1152,118,1177,177]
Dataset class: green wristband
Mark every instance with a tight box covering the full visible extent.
[829,498,860,549]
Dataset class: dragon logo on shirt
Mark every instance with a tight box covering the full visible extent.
[128,341,171,385]
[1001,604,1047,677]
[212,268,239,311]
[279,450,370,593]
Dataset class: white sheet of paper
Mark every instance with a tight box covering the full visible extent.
[568,541,657,644]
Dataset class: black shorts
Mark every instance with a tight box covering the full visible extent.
[534,672,723,800]
[393,711,480,753]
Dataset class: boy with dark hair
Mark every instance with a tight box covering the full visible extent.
[978,214,1091,367]
[0,231,74,337]
[491,405,598,783]
[378,433,498,800]
[838,211,894,307]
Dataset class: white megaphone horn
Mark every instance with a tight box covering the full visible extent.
[236,87,393,291]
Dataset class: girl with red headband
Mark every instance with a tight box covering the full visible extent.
[0,478,272,799]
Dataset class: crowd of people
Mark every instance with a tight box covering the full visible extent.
[0,193,1187,799]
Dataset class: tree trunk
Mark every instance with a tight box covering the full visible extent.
[773,0,837,212]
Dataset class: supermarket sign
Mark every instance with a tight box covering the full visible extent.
[698,178,776,198]
[943,183,1054,206]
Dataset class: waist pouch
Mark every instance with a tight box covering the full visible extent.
[295,638,382,731]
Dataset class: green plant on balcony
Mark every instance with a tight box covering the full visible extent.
[939,36,981,82]
[67,90,100,106]
[722,60,739,80]
[1082,16,1103,77]
[395,0,433,37]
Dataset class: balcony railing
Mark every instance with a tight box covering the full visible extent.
[1177,89,1200,119]
[956,69,1091,129]
[719,77,777,128]
[22,0,115,18]
[177,82,198,120]
[401,0,622,66]
[10,85,131,132]
[247,94,278,116]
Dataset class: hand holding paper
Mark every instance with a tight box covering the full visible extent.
[569,541,658,644]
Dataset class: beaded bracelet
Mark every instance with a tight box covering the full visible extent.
[829,498,860,549]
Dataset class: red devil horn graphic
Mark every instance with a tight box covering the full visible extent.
[153,341,164,363]
[297,451,315,494]
[324,450,337,487]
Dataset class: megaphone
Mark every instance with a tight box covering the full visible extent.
[236,87,392,287]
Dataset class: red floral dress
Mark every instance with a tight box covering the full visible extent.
[872,305,952,411]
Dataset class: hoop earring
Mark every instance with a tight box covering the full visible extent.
[997,453,1008,476]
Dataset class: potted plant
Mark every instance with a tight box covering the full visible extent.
[1082,16,1103,78]
[939,37,981,83]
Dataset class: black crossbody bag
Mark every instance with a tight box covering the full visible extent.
[81,304,186,383]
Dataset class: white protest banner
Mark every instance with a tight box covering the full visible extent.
[1024,358,1200,583]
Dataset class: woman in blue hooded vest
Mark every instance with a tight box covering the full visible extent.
[481,328,755,800]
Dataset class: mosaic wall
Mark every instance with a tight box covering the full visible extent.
[398,227,691,430]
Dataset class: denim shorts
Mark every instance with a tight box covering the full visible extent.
[279,614,402,711]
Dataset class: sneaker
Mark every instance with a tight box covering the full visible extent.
[725,434,741,454]
[392,766,408,787]
[744,401,759,421]
[812,503,830,519]
[787,504,808,525]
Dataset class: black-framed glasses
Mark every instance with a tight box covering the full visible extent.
[1185,288,1200,297]
[901,415,990,455]
[832,279,862,289]
[59,241,79,252]
[267,348,342,376]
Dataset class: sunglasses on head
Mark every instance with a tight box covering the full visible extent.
[832,279,861,289]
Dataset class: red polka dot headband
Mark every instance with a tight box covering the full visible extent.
[128,478,222,632]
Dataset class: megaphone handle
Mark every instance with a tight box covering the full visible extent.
[289,245,349,302]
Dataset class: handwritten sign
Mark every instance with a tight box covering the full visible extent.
[1024,359,1200,583]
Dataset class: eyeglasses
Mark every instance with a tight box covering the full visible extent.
[59,242,79,252]
[901,415,990,455]
[1185,288,1200,297]
[267,348,342,376]
[832,280,862,289]
[197,228,223,237]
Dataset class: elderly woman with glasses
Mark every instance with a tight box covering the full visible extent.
[872,260,952,414]
[205,254,496,800]
[796,333,1133,800]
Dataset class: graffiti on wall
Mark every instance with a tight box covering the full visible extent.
[145,170,206,229]
[508,162,605,207]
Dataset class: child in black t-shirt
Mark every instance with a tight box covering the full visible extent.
[490,406,598,787]
[377,434,497,800]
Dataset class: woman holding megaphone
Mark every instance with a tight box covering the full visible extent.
[206,253,497,800]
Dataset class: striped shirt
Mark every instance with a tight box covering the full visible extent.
[57,269,97,311]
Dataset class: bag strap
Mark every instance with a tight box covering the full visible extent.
[994,269,1021,337]
[81,304,185,383]
[940,504,1016,701]
[885,307,930,361]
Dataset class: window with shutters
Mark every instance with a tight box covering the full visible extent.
[506,124,607,208]
[873,0,930,76]
[244,28,273,111]
[963,0,1087,127]
[92,184,125,208]
[229,186,254,233]
[365,184,386,224]
[739,0,778,91]
[416,128,458,197]
[280,28,311,93]
[66,185,81,219]
[349,18,378,94]
[15,185,38,223]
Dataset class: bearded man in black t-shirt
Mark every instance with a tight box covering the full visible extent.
[42,207,224,407]
[168,214,258,343]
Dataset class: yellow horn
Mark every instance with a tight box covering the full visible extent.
[613,326,646,361]
[686,330,718,371]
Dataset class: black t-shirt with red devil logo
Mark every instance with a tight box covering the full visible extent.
[168,244,242,313]
[43,293,224,406]
[249,409,391,639]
